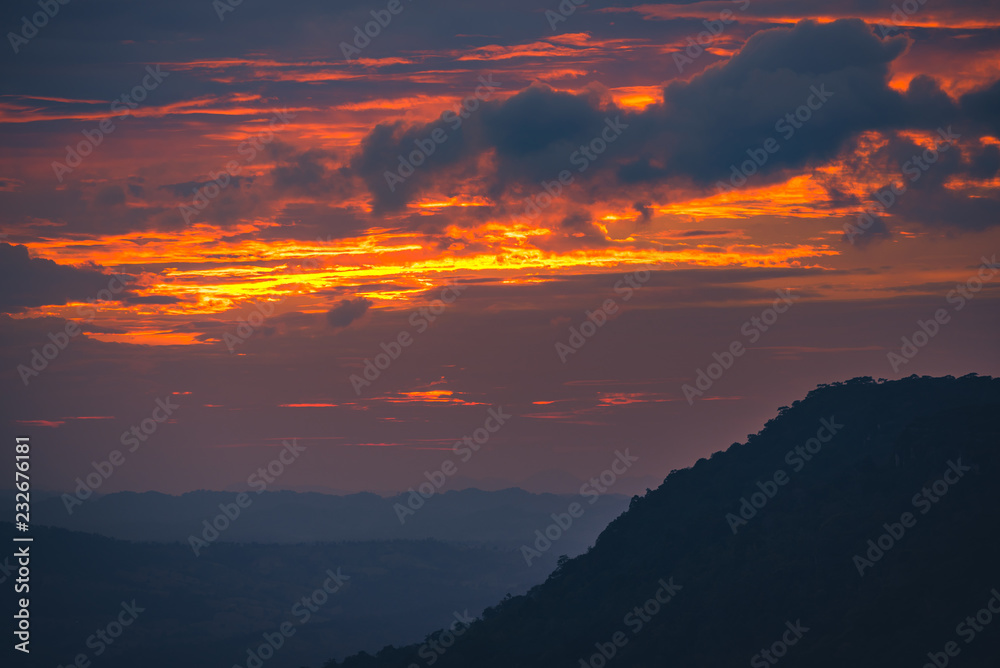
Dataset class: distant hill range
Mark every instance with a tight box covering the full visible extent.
[12,468,634,667]
[325,374,1000,668]
[31,487,631,550]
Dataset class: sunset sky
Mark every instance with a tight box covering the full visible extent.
[2,0,998,496]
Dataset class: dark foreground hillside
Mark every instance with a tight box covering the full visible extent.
[328,374,1000,668]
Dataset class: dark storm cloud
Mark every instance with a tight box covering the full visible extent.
[353,83,617,212]
[351,115,478,211]
[843,214,892,247]
[960,79,1000,136]
[638,19,913,185]
[355,19,917,205]
[4,2,999,246]
[272,148,332,190]
[351,18,1000,233]
[266,141,357,198]
[0,243,127,313]
[327,297,372,328]
[634,201,653,223]
[840,117,1000,243]
[968,143,1000,180]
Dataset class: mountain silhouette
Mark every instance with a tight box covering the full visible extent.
[326,374,1000,668]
